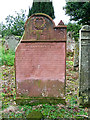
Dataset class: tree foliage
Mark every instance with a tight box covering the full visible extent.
[0,10,26,37]
[28,1,55,19]
[64,2,90,25]
[0,22,6,37]
[67,22,81,41]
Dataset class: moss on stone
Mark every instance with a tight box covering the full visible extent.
[16,97,66,106]
[27,111,43,119]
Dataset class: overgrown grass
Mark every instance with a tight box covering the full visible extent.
[0,46,15,66]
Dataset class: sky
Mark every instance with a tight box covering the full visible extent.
[0,0,70,25]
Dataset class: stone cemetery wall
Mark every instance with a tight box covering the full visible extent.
[79,25,90,106]
[15,13,67,103]
[67,31,75,53]
[5,35,20,51]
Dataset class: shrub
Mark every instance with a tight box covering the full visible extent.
[0,47,15,66]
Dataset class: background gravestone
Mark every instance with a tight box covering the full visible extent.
[67,31,75,53]
[5,35,20,51]
[79,25,90,107]
[73,41,79,70]
[15,13,67,104]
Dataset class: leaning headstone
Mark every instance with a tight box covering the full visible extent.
[79,25,90,107]
[73,41,79,70]
[5,35,20,51]
[15,13,67,104]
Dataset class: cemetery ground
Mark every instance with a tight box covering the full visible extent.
[0,39,89,119]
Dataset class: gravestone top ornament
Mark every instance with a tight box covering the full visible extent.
[15,13,67,104]
[22,13,67,42]
[33,17,46,30]
[81,25,90,31]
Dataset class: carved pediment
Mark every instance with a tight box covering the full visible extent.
[21,13,67,42]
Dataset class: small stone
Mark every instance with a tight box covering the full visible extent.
[2,105,18,113]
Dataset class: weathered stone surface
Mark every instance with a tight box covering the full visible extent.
[79,25,90,107]
[5,35,20,51]
[15,13,67,103]
[22,13,67,41]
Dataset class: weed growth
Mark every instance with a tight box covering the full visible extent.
[0,47,15,66]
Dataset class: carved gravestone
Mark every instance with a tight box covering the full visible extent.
[15,13,67,104]
[79,25,90,107]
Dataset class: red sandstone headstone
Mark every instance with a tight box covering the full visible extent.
[15,13,67,104]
